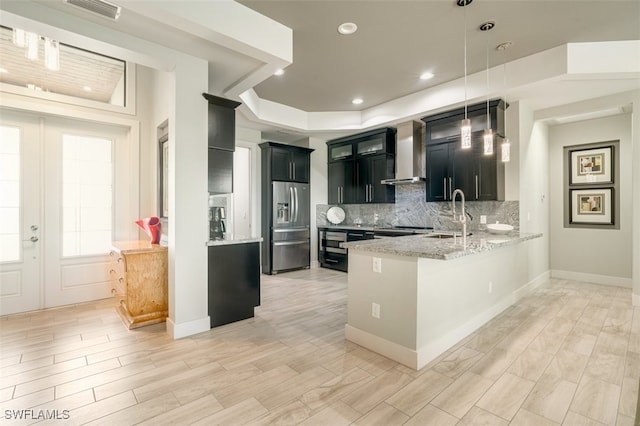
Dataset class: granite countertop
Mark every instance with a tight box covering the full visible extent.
[206,237,262,246]
[318,225,433,234]
[342,231,542,260]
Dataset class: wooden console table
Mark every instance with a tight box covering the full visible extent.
[110,241,168,329]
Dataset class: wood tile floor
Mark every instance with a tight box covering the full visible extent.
[1,268,638,425]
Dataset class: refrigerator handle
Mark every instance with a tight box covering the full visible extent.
[294,186,299,223]
[289,186,295,224]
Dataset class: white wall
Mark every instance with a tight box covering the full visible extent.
[309,137,328,267]
[517,102,551,284]
[137,65,173,219]
[548,114,633,284]
[236,127,263,241]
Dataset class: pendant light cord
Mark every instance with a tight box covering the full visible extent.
[502,49,507,136]
[486,30,490,129]
[463,1,468,120]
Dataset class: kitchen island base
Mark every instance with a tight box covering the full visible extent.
[345,239,546,370]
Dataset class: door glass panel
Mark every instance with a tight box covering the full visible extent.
[0,126,21,262]
[62,134,113,257]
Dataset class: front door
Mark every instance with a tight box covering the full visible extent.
[0,113,41,315]
[0,110,131,315]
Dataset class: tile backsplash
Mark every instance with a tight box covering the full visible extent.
[317,183,519,232]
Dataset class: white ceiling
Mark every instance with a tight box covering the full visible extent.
[237,0,640,112]
[0,0,638,140]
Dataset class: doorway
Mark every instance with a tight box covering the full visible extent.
[0,110,132,315]
[233,145,252,239]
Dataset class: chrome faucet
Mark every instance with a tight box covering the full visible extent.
[451,188,467,247]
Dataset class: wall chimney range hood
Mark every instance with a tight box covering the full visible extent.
[381,120,426,185]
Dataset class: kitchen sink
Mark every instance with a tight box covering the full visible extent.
[423,231,473,239]
[424,233,455,239]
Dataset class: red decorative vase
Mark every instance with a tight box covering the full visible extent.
[135,217,161,244]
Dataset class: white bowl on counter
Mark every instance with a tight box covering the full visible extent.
[486,223,514,234]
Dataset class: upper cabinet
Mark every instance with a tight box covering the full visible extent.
[203,93,241,151]
[260,142,314,184]
[422,100,505,201]
[424,99,505,146]
[326,127,396,204]
[203,93,241,194]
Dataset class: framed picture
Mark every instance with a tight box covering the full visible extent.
[158,134,169,218]
[569,145,612,184]
[570,188,612,225]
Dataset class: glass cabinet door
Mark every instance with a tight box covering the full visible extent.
[330,143,352,161]
[356,136,384,156]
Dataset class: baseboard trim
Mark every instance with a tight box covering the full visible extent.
[166,316,210,339]
[346,272,545,370]
[345,324,419,370]
[551,270,632,288]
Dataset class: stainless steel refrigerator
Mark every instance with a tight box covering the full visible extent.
[270,181,310,273]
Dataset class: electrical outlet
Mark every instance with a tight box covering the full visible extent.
[371,302,380,319]
[372,257,382,273]
[488,281,493,294]
[480,215,487,224]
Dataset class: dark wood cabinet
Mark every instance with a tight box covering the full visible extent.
[424,99,505,146]
[203,93,241,151]
[425,143,474,201]
[203,93,241,194]
[262,142,312,183]
[326,127,396,205]
[208,149,234,193]
[423,100,505,201]
[355,154,395,204]
[208,242,260,327]
[328,160,353,204]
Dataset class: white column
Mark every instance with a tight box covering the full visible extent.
[632,92,640,305]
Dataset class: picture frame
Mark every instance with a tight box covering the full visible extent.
[569,145,613,184]
[158,133,169,219]
[570,188,613,225]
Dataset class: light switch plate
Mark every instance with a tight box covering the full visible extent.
[372,257,382,273]
[480,215,487,224]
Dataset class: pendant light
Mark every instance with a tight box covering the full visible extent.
[25,31,39,61]
[12,28,26,47]
[459,0,472,149]
[480,21,495,156]
[497,41,513,162]
[44,38,60,71]
[11,27,61,71]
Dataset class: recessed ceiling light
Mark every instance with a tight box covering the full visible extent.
[352,98,363,105]
[274,68,284,76]
[83,86,92,92]
[0,67,8,74]
[496,41,513,51]
[338,22,358,35]
[420,72,434,80]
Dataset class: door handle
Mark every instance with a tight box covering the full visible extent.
[30,225,38,231]
[292,162,296,180]
[443,178,447,201]
[370,184,374,202]
[475,175,479,199]
[448,177,452,200]
[22,235,39,242]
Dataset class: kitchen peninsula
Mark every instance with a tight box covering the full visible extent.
[342,230,542,370]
